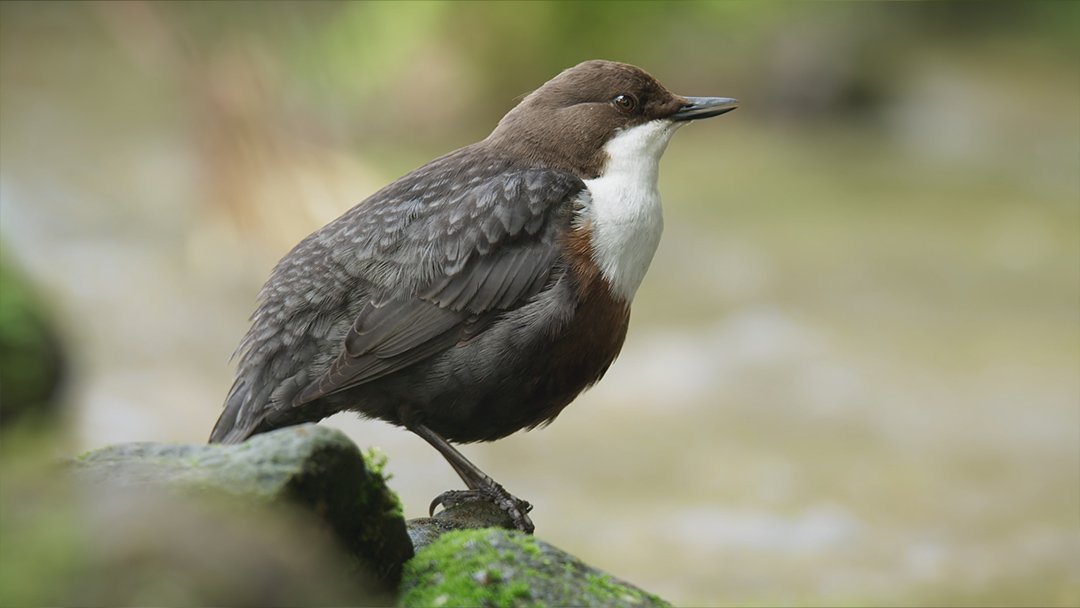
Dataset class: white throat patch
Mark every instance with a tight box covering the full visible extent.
[582,119,681,302]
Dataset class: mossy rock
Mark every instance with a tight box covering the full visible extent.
[401,528,670,608]
[0,471,386,607]
[0,255,67,430]
[407,498,520,552]
[71,424,413,586]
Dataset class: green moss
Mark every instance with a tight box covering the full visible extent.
[506,580,531,599]
[401,530,538,607]
[363,447,390,478]
[400,529,668,608]
[521,540,540,557]
[287,437,412,585]
[362,446,403,519]
[583,573,665,606]
[0,256,65,429]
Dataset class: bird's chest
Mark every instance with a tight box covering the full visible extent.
[581,162,665,303]
[531,223,634,398]
[547,274,631,385]
[515,257,631,432]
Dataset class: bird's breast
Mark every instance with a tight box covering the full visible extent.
[580,123,673,303]
[505,224,631,432]
[580,180,663,303]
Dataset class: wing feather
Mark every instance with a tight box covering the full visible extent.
[293,157,584,405]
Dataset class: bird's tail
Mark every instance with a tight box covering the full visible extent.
[208,378,257,444]
[209,373,331,444]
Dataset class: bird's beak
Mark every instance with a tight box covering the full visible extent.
[671,96,739,121]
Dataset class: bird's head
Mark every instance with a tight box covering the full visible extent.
[487,60,737,178]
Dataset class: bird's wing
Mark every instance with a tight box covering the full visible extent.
[293,153,585,404]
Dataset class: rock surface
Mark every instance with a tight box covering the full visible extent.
[401,525,671,608]
[47,423,671,607]
[70,424,413,586]
[0,256,67,431]
[0,472,386,607]
[407,498,520,552]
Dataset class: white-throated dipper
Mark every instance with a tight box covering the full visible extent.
[210,60,737,533]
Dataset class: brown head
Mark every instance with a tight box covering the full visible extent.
[485,59,737,178]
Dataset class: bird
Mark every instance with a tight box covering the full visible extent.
[209,59,737,533]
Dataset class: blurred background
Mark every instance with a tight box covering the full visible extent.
[1,1,1077,605]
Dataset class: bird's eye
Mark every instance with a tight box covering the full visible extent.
[612,94,637,112]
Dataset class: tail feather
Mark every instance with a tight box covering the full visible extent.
[209,379,256,444]
[210,372,333,444]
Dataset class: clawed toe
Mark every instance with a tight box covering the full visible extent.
[429,486,535,534]
[429,489,476,516]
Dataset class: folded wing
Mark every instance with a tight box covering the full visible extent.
[294,158,584,404]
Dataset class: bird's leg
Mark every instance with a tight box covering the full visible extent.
[407,421,535,534]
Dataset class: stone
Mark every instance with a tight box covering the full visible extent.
[0,472,386,607]
[407,498,518,552]
[0,257,67,431]
[70,424,413,586]
[400,527,671,608]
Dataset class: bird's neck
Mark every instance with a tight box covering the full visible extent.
[484,111,608,178]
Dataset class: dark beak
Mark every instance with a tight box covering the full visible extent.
[671,96,739,121]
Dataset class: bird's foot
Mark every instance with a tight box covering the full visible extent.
[429,483,535,534]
